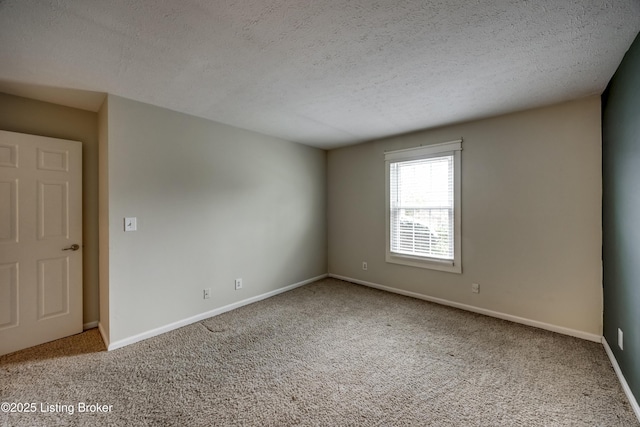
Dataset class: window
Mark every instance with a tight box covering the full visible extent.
[385,140,462,273]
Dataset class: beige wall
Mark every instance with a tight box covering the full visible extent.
[98,97,110,338]
[0,92,101,326]
[2,89,602,344]
[328,97,603,336]
[102,95,327,344]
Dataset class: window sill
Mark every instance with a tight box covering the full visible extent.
[386,252,462,274]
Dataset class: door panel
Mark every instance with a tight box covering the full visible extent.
[38,181,69,240]
[0,143,18,168]
[0,130,82,356]
[38,257,69,319]
[0,179,17,242]
[38,148,69,172]
[0,262,18,329]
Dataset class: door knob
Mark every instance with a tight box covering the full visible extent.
[63,244,80,251]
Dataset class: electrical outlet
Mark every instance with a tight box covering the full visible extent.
[471,283,480,294]
[235,278,243,290]
[618,328,624,350]
[362,261,368,271]
[203,288,211,299]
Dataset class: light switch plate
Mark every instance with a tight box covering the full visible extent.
[124,217,137,232]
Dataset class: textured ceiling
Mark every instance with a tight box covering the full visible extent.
[0,1,639,149]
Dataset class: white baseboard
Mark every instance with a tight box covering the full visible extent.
[328,274,602,343]
[602,337,640,422]
[105,274,328,351]
[83,321,98,330]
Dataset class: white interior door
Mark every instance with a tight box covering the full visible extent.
[0,130,82,356]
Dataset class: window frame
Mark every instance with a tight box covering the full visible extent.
[385,140,462,274]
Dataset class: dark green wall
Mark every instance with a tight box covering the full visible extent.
[602,31,640,403]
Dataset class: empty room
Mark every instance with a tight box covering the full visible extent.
[1,0,639,425]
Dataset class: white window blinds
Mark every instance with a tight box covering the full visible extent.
[389,154,454,260]
[385,139,462,272]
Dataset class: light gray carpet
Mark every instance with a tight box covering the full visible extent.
[1,278,637,426]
